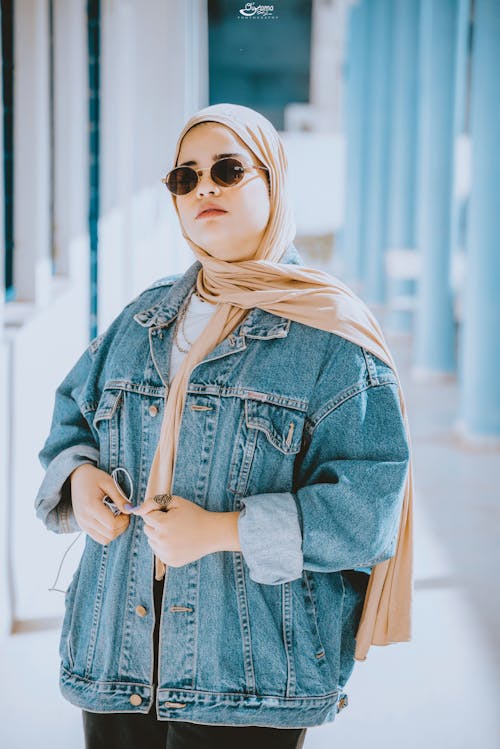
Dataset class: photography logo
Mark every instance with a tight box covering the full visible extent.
[238,3,278,20]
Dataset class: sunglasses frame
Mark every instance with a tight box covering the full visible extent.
[161,157,269,196]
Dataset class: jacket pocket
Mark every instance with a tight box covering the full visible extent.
[244,399,304,454]
[301,570,327,661]
[92,386,124,472]
[228,397,306,495]
[59,566,81,671]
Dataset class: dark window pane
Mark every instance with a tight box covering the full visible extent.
[208,0,312,130]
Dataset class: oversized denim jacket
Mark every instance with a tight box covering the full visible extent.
[35,243,410,728]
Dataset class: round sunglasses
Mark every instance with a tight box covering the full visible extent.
[162,157,269,196]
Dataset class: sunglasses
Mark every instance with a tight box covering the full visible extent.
[162,157,269,196]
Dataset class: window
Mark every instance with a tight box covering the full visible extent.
[208,0,312,130]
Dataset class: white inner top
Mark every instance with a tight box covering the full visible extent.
[168,292,218,383]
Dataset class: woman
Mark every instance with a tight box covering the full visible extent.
[35,103,413,749]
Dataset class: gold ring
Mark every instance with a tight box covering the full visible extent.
[153,493,173,511]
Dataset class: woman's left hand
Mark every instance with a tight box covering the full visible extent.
[130,495,219,567]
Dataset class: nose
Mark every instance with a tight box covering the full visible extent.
[195,168,221,198]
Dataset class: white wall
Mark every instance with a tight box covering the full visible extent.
[11,236,90,621]
[0,338,11,636]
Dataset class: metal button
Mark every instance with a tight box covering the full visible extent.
[130,694,142,706]
[149,405,158,417]
[135,605,147,617]
[337,695,348,712]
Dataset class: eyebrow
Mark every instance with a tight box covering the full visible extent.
[178,152,246,167]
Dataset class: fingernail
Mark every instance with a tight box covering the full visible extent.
[124,503,134,512]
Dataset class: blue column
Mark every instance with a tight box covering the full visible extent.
[459,0,500,437]
[342,1,369,287]
[386,0,420,333]
[362,0,394,306]
[413,0,459,375]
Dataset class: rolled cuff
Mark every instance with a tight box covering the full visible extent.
[237,491,303,585]
[35,445,99,533]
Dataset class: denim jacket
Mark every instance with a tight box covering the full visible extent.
[35,243,410,728]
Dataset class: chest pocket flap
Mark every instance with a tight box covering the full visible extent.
[92,388,123,427]
[244,398,304,454]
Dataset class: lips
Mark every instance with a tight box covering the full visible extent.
[196,206,228,219]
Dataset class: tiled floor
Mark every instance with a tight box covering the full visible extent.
[1,332,499,748]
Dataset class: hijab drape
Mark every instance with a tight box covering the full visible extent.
[145,103,414,662]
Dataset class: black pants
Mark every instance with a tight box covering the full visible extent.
[82,709,307,749]
[82,577,307,749]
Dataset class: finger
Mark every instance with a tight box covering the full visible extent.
[95,498,132,533]
[89,515,128,543]
[130,497,159,517]
[76,499,117,534]
[141,509,168,528]
[143,525,160,547]
[146,536,163,558]
[133,494,181,517]
[87,528,112,546]
[110,520,130,540]
[92,501,124,532]
[99,474,134,514]
[111,514,131,534]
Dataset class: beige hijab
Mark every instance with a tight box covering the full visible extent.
[145,103,414,662]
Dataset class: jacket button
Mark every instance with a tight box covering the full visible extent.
[337,695,348,711]
[135,605,147,617]
[130,694,142,706]
[149,405,158,417]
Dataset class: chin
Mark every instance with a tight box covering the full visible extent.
[196,238,233,260]
[191,231,257,261]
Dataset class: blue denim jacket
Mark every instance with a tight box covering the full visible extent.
[35,243,410,728]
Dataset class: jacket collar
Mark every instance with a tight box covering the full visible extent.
[133,242,304,340]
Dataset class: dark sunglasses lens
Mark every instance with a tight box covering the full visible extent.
[212,158,245,186]
[166,167,197,195]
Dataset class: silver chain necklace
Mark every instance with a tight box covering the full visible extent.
[173,287,198,353]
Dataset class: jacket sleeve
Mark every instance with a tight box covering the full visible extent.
[237,381,410,585]
[35,344,100,534]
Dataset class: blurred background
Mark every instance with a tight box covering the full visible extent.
[1,0,499,746]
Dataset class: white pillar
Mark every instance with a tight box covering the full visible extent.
[310,0,350,132]
[184,0,209,116]
[100,0,136,322]
[14,0,51,305]
[53,0,89,278]
[98,0,209,330]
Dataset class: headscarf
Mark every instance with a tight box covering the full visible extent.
[145,103,414,662]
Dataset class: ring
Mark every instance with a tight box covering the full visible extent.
[153,493,173,511]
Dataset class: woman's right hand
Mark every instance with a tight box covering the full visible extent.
[70,463,132,545]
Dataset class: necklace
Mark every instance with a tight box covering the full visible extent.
[173,288,196,353]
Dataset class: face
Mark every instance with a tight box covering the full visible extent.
[174,122,271,262]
